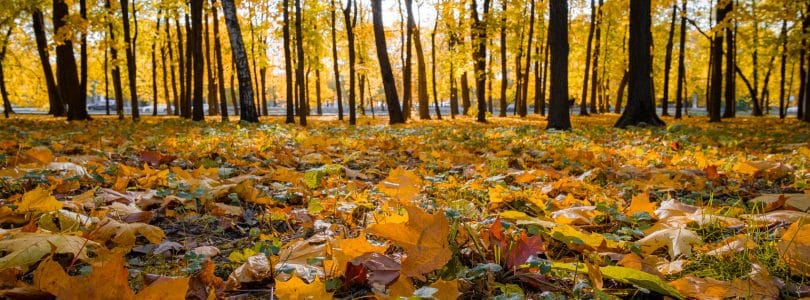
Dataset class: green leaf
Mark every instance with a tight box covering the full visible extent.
[552,262,683,300]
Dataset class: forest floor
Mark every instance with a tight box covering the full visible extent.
[0,114,809,299]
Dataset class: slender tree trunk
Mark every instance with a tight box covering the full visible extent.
[205,7,219,116]
[402,0,412,120]
[295,0,307,125]
[55,0,90,121]
[662,5,677,117]
[615,0,664,127]
[282,0,294,123]
[708,1,728,122]
[344,0,357,125]
[472,0,490,123]
[461,72,470,114]
[121,0,139,120]
[589,0,601,114]
[0,29,12,118]
[222,0,257,122]
[499,0,507,117]
[514,23,524,117]
[675,0,687,119]
[778,19,788,119]
[316,69,323,115]
[107,1,124,119]
[191,0,205,121]
[723,1,736,118]
[212,0,228,120]
[547,0,570,129]
[32,10,65,117]
[372,0,405,124]
[161,19,171,116]
[431,21,442,120]
[539,33,549,116]
[184,15,193,118]
[533,34,541,115]
[800,4,808,121]
[330,0,344,120]
[580,0,595,116]
[152,16,161,116]
[614,71,628,113]
[520,0,535,118]
[105,30,110,115]
[165,17,177,116]
[406,0,429,120]
[449,34,459,118]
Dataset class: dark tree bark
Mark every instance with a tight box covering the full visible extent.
[295,0,307,125]
[222,0,258,122]
[152,15,161,116]
[212,0,228,121]
[316,69,323,115]
[590,0,602,114]
[54,0,90,121]
[402,0,413,120]
[471,0,490,123]
[708,1,729,122]
[675,0,687,119]
[614,70,628,113]
[800,4,808,121]
[205,6,219,116]
[406,0,430,120]
[499,0,507,117]
[121,0,139,121]
[184,15,193,118]
[580,0,596,116]
[0,28,12,118]
[547,0,570,130]
[106,1,124,119]
[191,0,205,121]
[32,10,65,117]
[539,33,549,116]
[533,34,541,115]
[513,24,524,117]
[662,4,676,117]
[778,19,788,119]
[164,17,177,116]
[615,0,664,128]
[372,0,405,124]
[175,18,185,116]
[160,18,171,116]
[344,0,358,125]
[520,0,536,118]
[449,33,459,118]
[105,31,110,115]
[330,0,343,120]
[431,20,442,120]
[723,1,736,118]
[461,72,471,114]
[283,0,294,123]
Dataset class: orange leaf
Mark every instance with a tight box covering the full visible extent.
[368,205,451,280]
[625,192,657,217]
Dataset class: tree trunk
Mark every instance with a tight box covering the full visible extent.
[589,0,602,114]
[778,19,788,119]
[184,15,193,118]
[723,1,736,118]
[614,70,628,113]
[708,1,728,122]
[205,7,219,116]
[164,17,177,116]
[449,33,459,118]
[431,21,442,120]
[615,0,664,127]
[580,0,596,116]
[499,0,507,117]
[675,0,686,119]
[32,10,65,117]
[539,33,549,116]
[472,0,490,123]
[283,0,295,123]
[212,0,228,121]
[295,0,307,125]
[547,0,570,130]
[330,0,344,121]
[175,18,185,116]
[161,19,171,116]
[191,0,205,121]
[55,0,90,121]
[0,29,12,118]
[344,0,356,125]
[800,4,808,121]
[152,16,161,116]
[372,0,405,124]
[222,0,257,122]
[406,0,430,120]
[80,0,88,113]
[662,4,676,117]
[121,0,139,121]
[520,0,535,118]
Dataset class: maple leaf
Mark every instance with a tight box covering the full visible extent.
[330,232,387,276]
[668,264,779,300]
[275,234,330,282]
[23,147,54,165]
[16,186,63,213]
[549,224,624,252]
[506,232,545,269]
[274,276,333,300]
[225,254,273,290]
[0,232,99,270]
[346,252,400,288]
[778,219,810,276]
[377,167,422,202]
[91,218,165,248]
[625,191,657,217]
[635,227,702,259]
[367,205,451,280]
[34,252,188,300]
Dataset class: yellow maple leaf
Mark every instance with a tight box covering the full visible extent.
[377,167,422,202]
[16,186,63,213]
[778,219,810,276]
[330,232,387,276]
[91,218,165,248]
[368,205,451,280]
[625,192,657,217]
[274,276,333,300]
[24,147,54,165]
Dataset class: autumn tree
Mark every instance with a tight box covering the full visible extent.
[54,0,90,120]
[372,0,404,124]
[471,0,490,123]
[546,0,570,130]
[614,0,664,128]
[32,9,64,117]
[120,0,138,121]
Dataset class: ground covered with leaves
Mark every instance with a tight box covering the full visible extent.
[0,115,809,299]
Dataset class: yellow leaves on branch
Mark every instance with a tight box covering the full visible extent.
[33,252,189,300]
[368,205,451,280]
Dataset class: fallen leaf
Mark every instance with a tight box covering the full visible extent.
[91,218,165,247]
[368,205,451,280]
[668,264,779,300]
[274,276,333,300]
[377,167,422,202]
[16,187,63,213]
[330,232,387,276]
[778,219,810,276]
[553,262,683,299]
[626,192,657,217]
[506,232,545,269]
[635,227,702,259]
[225,254,273,290]
[0,232,99,269]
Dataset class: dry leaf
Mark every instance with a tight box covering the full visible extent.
[274,276,333,300]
